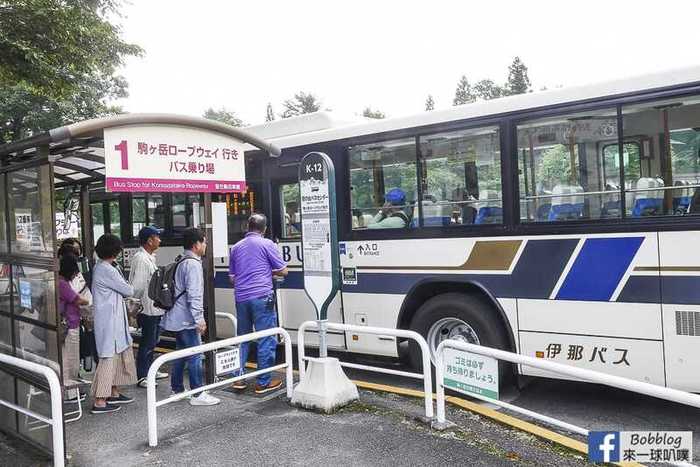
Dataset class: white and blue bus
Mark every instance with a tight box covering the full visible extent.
[95,67,700,391]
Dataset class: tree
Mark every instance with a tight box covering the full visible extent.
[453,75,476,106]
[0,1,141,143]
[505,56,531,96]
[362,107,385,119]
[473,79,505,100]
[0,0,142,101]
[203,107,244,127]
[265,103,275,122]
[281,92,322,118]
[425,95,435,111]
[1,76,127,143]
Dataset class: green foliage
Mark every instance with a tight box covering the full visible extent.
[203,107,245,127]
[425,95,435,111]
[505,56,531,96]
[1,80,124,143]
[362,107,385,119]
[0,0,142,101]
[536,145,576,190]
[0,0,140,142]
[473,80,505,100]
[265,102,275,122]
[453,75,475,106]
[281,92,321,118]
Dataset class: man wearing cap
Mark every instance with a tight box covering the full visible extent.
[368,188,409,229]
[129,226,169,387]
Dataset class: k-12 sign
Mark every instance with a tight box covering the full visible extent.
[104,124,247,193]
[299,152,340,321]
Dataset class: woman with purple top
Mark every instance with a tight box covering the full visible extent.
[58,253,89,401]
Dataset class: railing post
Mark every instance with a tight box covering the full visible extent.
[435,342,447,425]
[46,369,65,467]
[147,354,162,447]
[283,329,294,398]
[416,334,434,419]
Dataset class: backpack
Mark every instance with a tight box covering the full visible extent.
[148,255,193,311]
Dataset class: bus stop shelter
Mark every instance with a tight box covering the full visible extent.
[0,114,280,459]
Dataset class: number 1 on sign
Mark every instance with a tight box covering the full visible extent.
[115,140,128,170]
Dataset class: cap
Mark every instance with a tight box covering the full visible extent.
[138,226,163,244]
[385,188,406,205]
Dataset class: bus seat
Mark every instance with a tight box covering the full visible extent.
[632,177,664,216]
[421,197,452,226]
[548,185,584,221]
[535,203,552,221]
[475,206,502,224]
[673,180,691,213]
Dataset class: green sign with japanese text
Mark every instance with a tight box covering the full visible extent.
[443,347,499,400]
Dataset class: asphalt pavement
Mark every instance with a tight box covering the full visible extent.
[0,369,593,467]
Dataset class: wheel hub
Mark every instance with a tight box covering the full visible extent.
[427,317,480,364]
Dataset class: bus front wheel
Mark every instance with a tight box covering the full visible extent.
[408,292,510,374]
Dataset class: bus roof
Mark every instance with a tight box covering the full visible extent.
[244,65,700,151]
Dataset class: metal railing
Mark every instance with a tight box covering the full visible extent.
[0,353,64,467]
[435,339,700,436]
[215,311,237,336]
[297,321,434,419]
[147,327,293,447]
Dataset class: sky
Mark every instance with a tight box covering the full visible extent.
[115,0,700,126]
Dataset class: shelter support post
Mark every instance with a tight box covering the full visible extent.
[203,193,217,384]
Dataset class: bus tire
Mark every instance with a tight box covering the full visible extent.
[408,292,513,384]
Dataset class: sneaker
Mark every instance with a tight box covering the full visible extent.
[137,378,156,389]
[170,390,191,400]
[91,403,121,414]
[106,394,134,405]
[189,391,220,406]
[155,371,169,380]
[255,377,283,395]
[231,380,247,391]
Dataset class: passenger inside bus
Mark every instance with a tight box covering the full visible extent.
[367,188,410,229]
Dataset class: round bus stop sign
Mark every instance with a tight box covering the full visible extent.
[298,152,340,322]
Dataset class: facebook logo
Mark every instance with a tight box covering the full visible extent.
[339,243,346,255]
[589,431,620,462]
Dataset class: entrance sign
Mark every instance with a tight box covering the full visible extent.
[299,152,340,323]
[104,125,247,193]
[443,347,499,399]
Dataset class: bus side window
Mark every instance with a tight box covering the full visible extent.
[622,97,700,217]
[279,183,301,238]
[348,138,418,230]
[517,108,620,222]
[418,126,502,226]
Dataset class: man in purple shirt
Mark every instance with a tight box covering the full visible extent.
[229,214,288,394]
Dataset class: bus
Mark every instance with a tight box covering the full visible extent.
[85,66,700,391]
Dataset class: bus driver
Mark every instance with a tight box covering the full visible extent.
[368,188,409,229]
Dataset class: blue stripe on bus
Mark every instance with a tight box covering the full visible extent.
[508,239,579,299]
[661,276,700,305]
[616,276,660,303]
[218,266,700,305]
[556,237,643,301]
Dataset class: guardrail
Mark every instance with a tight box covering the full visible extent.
[297,320,434,419]
[147,327,293,447]
[435,339,700,436]
[0,353,64,467]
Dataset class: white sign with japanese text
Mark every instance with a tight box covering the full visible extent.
[215,347,240,375]
[443,347,499,400]
[104,125,247,193]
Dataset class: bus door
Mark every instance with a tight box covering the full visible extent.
[272,178,346,350]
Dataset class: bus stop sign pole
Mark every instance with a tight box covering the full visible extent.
[292,152,358,412]
[298,152,340,357]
